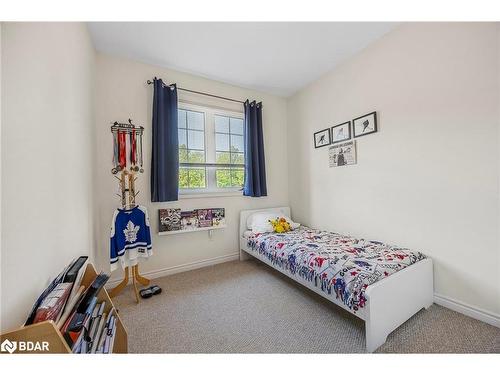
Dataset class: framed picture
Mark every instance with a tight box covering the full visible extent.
[329,140,356,167]
[331,121,351,144]
[353,111,377,138]
[313,128,331,148]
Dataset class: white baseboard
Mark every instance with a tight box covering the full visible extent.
[106,252,240,289]
[434,293,500,328]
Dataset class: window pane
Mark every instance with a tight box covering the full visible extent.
[179,107,245,192]
[179,168,189,188]
[178,128,187,148]
[231,169,244,187]
[188,150,205,163]
[231,152,244,165]
[188,130,204,150]
[187,110,204,130]
[179,145,188,163]
[215,115,229,133]
[216,133,230,151]
[178,110,187,129]
[216,168,231,188]
[188,168,206,188]
[216,152,231,164]
[231,134,244,153]
[230,118,244,135]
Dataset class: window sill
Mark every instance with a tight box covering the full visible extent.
[179,191,243,199]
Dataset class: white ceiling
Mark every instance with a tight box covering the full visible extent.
[88,22,397,97]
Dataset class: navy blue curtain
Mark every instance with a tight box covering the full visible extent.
[151,78,179,202]
[243,100,267,197]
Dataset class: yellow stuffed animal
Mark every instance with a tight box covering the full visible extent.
[269,217,292,233]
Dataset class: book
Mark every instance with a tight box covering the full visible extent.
[87,301,105,353]
[56,285,85,329]
[63,256,88,311]
[197,209,213,227]
[24,261,72,325]
[103,315,116,354]
[33,282,72,324]
[212,208,225,226]
[80,339,88,354]
[72,337,83,353]
[180,210,198,230]
[96,309,114,353]
[108,318,118,353]
[91,312,107,354]
[159,208,182,231]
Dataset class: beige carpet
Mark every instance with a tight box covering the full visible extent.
[112,259,500,353]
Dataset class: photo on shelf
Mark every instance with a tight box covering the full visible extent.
[180,210,198,230]
[197,209,213,227]
[212,208,226,226]
[159,208,181,232]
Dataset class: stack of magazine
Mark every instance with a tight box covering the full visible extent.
[24,256,117,354]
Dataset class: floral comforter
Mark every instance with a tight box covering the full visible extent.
[245,227,426,312]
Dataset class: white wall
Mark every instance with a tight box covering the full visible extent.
[94,54,288,283]
[0,23,96,330]
[287,23,500,316]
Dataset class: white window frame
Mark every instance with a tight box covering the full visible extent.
[178,101,245,197]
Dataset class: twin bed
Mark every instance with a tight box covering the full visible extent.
[239,207,434,352]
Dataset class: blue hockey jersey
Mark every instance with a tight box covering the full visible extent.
[110,205,152,271]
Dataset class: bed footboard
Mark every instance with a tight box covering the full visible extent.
[364,258,434,352]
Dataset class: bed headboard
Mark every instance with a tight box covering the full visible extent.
[239,206,291,238]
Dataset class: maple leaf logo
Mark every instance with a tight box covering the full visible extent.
[123,220,140,243]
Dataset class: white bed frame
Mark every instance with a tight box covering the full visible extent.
[239,207,434,353]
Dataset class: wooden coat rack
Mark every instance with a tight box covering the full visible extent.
[108,119,150,303]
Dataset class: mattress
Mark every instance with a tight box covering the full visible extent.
[243,227,426,312]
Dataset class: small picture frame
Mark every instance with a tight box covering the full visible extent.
[313,128,331,148]
[329,140,357,167]
[331,121,351,144]
[353,111,377,138]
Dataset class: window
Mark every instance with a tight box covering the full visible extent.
[178,103,245,194]
[215,115,244,188]
[178,109,206,189]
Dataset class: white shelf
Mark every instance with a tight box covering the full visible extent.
[158,224,227,236]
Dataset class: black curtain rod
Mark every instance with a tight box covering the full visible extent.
[147,79,245,104]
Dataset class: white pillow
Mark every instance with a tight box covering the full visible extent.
[247,212,300,234]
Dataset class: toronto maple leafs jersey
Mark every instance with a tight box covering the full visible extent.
[110,205,152,271]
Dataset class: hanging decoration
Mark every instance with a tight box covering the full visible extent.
[111,119,144,175]
[108,119,150,303]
